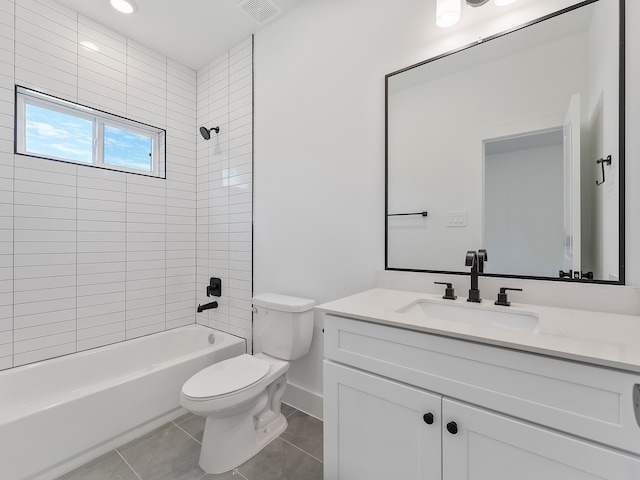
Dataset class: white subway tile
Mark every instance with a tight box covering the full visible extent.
[77,331,125,351]
[14,253,75,268]
[77,301,125,320]
[76,291,125,309]
[14,319,75,342]
[77,230,125,242]
[77,282,125,297]
[13,308,74,330]
[77,262,125,275]
[77,311,125,330]
[14,265,75,280]
[77,252,125,264]
[125,322,164,340]
[14,296,76,317]
[14,341,75,367]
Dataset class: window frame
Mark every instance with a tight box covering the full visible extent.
[15,85,165,178]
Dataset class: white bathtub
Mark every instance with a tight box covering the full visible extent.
[0,325,246,480]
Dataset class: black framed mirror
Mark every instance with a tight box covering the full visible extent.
[385,0,625,284]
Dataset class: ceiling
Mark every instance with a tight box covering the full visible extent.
[53,0,309,71]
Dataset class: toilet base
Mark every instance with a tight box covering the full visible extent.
[199,411,287,474]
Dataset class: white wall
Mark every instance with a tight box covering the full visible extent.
[254,0,638,418]
[195,37,254,348]
[0,0,198,369]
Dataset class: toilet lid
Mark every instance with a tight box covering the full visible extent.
[182,354,271,399]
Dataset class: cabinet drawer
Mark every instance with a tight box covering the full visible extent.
[324,314,640,456]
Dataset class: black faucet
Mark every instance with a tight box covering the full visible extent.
[197,301,218,313]
[465,249,487,303]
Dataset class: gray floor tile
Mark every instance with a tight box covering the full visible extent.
[55,450,139,480]
[281,403,296,418]
[117,422,204,480]
[237,438,323,480]
[199,469,249,480]
[280,410,323,461]
[58,405,322,480]
[174,412,206,443]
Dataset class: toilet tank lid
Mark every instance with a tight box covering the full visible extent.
[252,293,316,312]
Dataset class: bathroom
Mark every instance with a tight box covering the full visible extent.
[0,0,639,478]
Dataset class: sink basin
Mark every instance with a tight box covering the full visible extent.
[396,299,539,333]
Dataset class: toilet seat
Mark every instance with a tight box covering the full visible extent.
[182,354,270,400]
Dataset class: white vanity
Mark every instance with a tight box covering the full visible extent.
[319,288,640,479]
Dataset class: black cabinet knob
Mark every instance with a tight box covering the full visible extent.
[446,421,458,434]
[423,413,434,425]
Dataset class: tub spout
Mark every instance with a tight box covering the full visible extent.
[197,301,218,313]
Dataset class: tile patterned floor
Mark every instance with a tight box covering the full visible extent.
[55,404,323,480]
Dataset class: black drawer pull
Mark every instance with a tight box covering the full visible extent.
[446,421,458,434]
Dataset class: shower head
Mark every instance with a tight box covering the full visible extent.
[200,126,220,140]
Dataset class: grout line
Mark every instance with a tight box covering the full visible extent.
[279,437,324,464]
[114,449,143,480]
[171,419,202,445]
[195,469,249,480]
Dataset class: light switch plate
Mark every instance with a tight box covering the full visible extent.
[447,211,467,227]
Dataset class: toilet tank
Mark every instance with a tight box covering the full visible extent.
[252,293,316,360]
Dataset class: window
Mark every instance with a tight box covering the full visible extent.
[15,86,165,177]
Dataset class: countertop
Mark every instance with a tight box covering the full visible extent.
[316,288,640,374]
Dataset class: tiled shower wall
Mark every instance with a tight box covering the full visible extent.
[0,0,200,369]
[195,38,253,349]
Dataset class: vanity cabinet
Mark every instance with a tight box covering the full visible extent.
[323,315,640,480]
[324,361,442,479]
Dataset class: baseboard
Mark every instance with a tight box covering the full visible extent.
[283,381,323,420]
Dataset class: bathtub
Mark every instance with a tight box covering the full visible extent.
[0,324,246,480]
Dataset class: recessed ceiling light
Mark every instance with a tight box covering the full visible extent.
[110,0,138,14]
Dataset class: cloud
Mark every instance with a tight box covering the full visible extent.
[49,143,92,159]
[26,120,72,139]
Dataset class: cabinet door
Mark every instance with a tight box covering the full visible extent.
[443,398,640,480]
[324,361,441,480]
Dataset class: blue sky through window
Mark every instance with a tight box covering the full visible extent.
[24,103,154,173]
[104,125,152,172]
[25,104,93,163]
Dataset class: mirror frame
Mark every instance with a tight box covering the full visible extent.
[384,0,626,285]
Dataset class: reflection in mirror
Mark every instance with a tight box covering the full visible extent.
[386,0,623,283]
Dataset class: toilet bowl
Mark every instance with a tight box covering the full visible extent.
[180,293,315,474]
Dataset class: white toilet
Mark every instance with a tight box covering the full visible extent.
[180,293,316,474]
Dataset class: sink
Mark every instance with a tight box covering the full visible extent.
[396,299,539,333]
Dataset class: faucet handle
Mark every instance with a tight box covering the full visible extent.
[434,282,457,300]
[465,250,476,267]
[477,249,488,273]
[495,287,522,307]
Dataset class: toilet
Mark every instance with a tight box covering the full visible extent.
[180,293,316,474]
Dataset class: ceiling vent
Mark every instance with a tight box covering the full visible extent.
[238,0,283,25]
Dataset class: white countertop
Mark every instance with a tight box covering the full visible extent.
[317,288,640,374]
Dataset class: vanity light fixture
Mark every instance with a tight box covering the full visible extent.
[437,0,518,28]
[110,0,138,14]
[436,0,462,28]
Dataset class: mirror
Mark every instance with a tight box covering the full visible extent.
[386,0,624,283]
